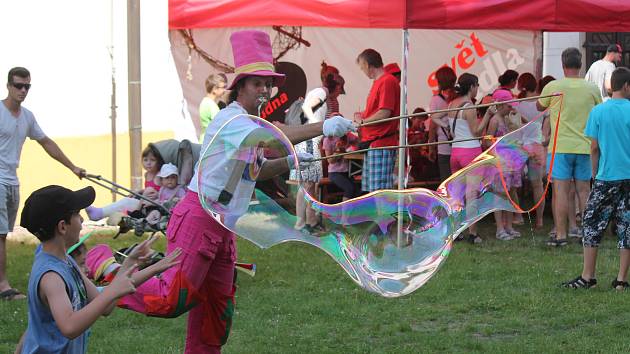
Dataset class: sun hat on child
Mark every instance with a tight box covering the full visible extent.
[228,30,286,90]
[492,89,518,107]
[86,244,117,282]
[157,163,179,178]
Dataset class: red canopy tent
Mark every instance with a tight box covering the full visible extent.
[169,0,629,32]
[167,0,627,191]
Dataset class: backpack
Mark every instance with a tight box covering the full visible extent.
[284,98,306,126]
[284,97,326,126]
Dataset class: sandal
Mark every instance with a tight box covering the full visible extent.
[467,233,483,244]
[612,279,630,290]
[304,223,325,233]
[495,230,515,241]
[547,237,568,247]
[568,227,582,238]
[562,276,597,289]
[0,288,26,301]
[506,229,521,238]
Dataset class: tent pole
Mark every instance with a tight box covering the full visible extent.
[108,0,117,202]
[397,29,409,247]
[127,0,143,190]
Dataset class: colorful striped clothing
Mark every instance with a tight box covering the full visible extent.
[362,149,396,192]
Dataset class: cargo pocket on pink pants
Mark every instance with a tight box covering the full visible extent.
[165,206,189,245]
[181,229,222,291]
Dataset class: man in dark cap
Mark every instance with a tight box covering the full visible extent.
[585,44,623,101]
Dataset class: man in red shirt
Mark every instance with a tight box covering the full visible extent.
[354,49,400,192]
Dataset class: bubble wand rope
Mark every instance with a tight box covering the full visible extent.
[308,136,493,162]
[494,93,564,213]
[360,93,562,127]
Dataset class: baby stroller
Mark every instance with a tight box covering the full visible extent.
[85,139,258,277]
[85,139,202,238]
[147,139,201,187]
[84,173,171,238]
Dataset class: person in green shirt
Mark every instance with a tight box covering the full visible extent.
[199,73,228,141]
[537,47,602,246]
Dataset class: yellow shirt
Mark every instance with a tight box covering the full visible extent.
[539,78,602,154]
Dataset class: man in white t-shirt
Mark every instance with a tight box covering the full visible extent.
[0,67,85,300]
[585,44,622,101]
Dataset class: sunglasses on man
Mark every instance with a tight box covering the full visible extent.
[11,83,31,90]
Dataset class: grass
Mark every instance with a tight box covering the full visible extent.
[2,217,630,353]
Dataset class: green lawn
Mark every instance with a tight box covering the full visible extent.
[2,218,630,354]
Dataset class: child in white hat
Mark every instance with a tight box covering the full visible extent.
[85,163,185,224]
[144,163,186,224]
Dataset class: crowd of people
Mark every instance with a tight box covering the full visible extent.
[2,31,629,353]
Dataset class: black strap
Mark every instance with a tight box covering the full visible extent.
[434,93,452,140]
[440,126,451,140]
[218,160,247,205]
[300,99,326,124]
[311,99,325,113]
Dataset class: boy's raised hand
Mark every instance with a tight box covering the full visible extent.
[149,248,183,274]
[122,236,159,269]
[107,264,138,298]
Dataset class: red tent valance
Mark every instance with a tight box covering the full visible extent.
[169,0,629,32]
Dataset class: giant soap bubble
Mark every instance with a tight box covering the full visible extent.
[198,105,557,297]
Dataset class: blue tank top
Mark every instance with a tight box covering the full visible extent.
[22,250,88,354]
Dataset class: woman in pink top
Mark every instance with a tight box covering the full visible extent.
[447,73,493,244]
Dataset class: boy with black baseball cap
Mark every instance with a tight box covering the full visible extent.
[17,185,181,353]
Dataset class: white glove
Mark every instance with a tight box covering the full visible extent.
[323,115,357,137]
[286,152,314,169]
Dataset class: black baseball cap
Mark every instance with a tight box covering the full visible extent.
[21,185,95,238]
[607,44,623,53]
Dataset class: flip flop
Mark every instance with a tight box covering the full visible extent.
[0,288,26,301]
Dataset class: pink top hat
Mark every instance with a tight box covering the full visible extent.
[228,30,286,90]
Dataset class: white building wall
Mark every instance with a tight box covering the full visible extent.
[542,32,587,79]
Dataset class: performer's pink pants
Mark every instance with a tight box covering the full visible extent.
[116,191,236,353]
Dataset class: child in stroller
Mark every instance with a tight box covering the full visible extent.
[87,163,186,236]
[85,139,201,237]
[128,163,186,234]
